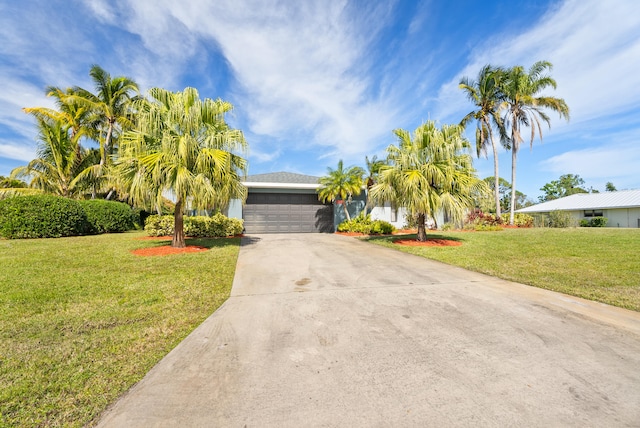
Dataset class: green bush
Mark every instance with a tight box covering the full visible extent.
[467,210,501,227]
[580,216,608,227]
[548,210,576,228]
[500,213,534,227]
[79,200,137,234]
[144,214,243,237]
[337,214,396,235]
[0,195,90,239]
[590,216,608,227]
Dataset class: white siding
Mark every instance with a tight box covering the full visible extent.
[606,208,640,228]
[370,202,408,229]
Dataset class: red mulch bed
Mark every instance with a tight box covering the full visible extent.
[131,245,208,256]
[393,238,462,247]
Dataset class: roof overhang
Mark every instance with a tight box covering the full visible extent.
[242,181,320,190]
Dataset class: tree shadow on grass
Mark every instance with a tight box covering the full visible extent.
[363,233,466,244]
[140,236,242,250]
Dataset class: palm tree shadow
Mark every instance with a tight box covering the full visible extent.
[185,237,243,249]
[364,233,466,244]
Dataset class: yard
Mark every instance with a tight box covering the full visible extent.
[2,227,639,426]
[0,231,240,427]
[365,227,640,312]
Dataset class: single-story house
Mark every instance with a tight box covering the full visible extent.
[516,189,640,228]
[227,172,408,233]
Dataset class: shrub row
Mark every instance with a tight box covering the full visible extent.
[0,195,138,239]
[465,211,534,229]
[337,214,396,235]
[144,214,243,237]
[580,216,608,227]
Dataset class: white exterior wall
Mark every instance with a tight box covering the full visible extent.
[369,202,408,229]
[604,208,640,228]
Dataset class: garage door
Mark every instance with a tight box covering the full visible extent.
[243,192,333,233]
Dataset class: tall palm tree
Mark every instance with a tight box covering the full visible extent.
[459,65,507,217]
[369,121,484,241]
[23,86,96,142]
[500,61,569,224]
[362,155,385,215]
[318,160,364,221]
[10,117,95,198]
[115,87,247,248]
[68,65,139,170]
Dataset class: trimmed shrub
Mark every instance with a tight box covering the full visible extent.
[500,213,534,228]
[79,200,137,234]
[144,214,243,237]
[590,216,608,227]
[337,214,396,235]
[580,217,608,227]
[465,210,502,231]
[0,195,89,239]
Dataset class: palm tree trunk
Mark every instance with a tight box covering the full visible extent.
[489,132,501,219]
[100,122,114,168]
[417,213,427,241]
[342,201,351,221]
[509,146,517,226]
[172,198,186,248]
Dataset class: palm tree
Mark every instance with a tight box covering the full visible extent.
[318,160,364,222]
[10,117,96,198]
[362,155,385,216]
[369,121,484,241]
[500,61,569,224]
[68,65,139,170]
[23,86,96,142]
[459,65,507,218]
[115,87,247,248]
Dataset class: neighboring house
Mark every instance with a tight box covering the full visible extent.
[227,172,407,233]
[517,189,640,228]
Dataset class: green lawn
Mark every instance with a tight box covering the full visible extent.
[365,228,640,311]
[0,231,241,427]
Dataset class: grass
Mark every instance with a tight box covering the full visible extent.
[365,228,640,311]
[0,231,241,427]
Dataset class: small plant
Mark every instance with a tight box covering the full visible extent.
[500,213,534,227]
[465,210,502,230]
[337,214,395,235]
[145,214,243,237]
[441,222,455,231]
[580,216,608,227]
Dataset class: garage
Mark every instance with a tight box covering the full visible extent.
[234,172,334,234]
[243,192,333,233]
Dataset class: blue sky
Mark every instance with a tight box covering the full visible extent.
[1,0,639,200]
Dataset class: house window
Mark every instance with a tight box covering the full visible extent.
[584,210,603,217]
[391,206,397,222]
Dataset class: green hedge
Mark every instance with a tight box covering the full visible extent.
[580,217,608,227]
[0,195,90,239]
[79,200,138,234]
[337,215,396,235]
[144,214,243,237]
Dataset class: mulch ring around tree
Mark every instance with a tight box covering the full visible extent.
[393,238,462,247]
[131,236,207,257]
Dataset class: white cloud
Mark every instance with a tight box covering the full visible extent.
[0,143,36,163]
[540,141,640,188]
[102,0,400,160]
[435,0,640,128]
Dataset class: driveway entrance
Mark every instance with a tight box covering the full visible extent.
[98,234,640,427]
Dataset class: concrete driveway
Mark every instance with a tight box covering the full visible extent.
[98,233,640,427]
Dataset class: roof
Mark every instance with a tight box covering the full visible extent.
[518,189,640,213]
[244,172,320,184]
[243,172,320,190]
